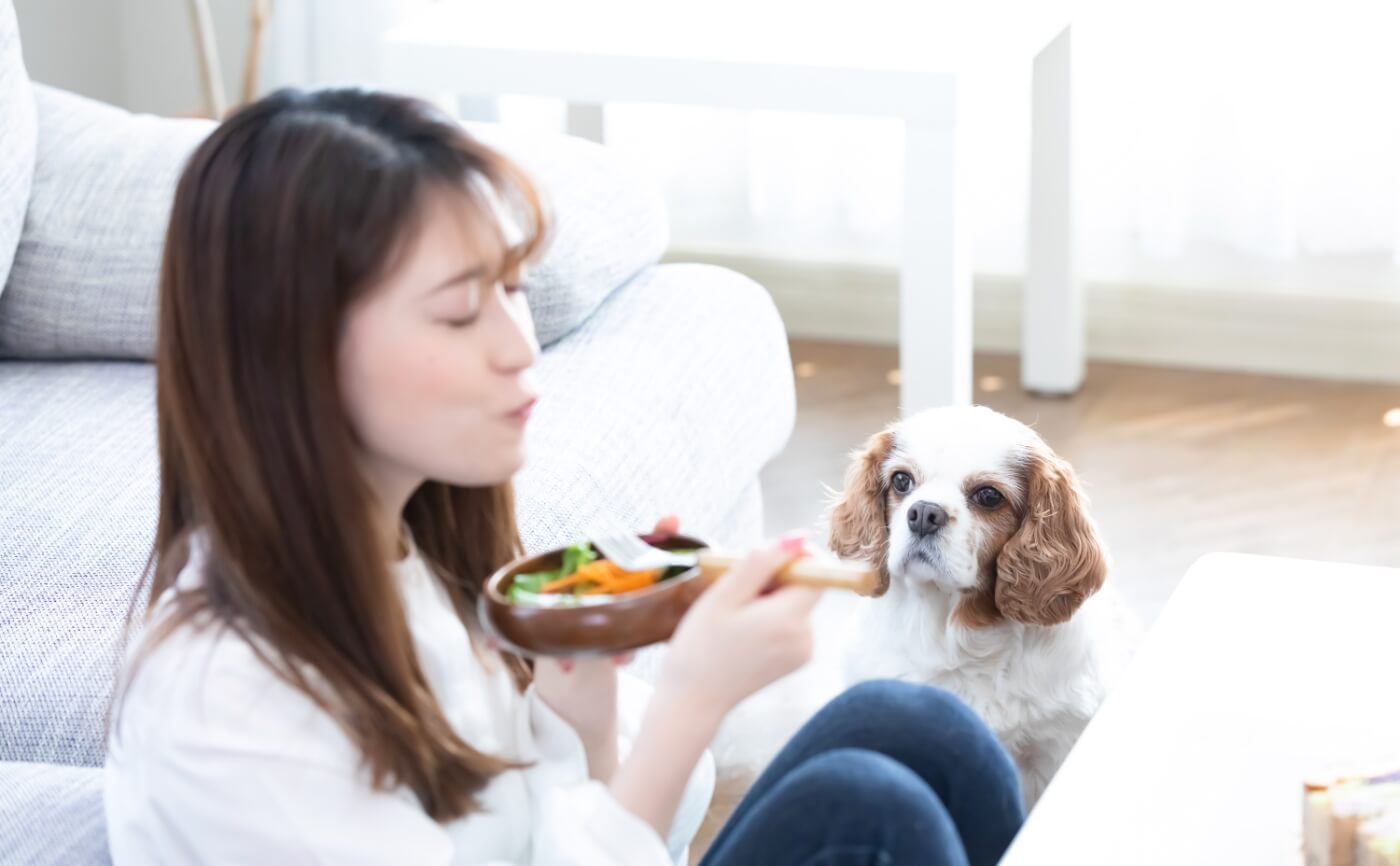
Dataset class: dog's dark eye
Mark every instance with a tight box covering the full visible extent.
[891,471,915,495]
[971,486,1004,509]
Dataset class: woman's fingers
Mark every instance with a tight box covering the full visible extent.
[650,514,680,536]
[708,543,802,605]
[708,531,810,605]
[752,583,824,618]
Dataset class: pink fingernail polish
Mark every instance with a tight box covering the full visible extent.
[777,531,806,553]
[559,659,574,674]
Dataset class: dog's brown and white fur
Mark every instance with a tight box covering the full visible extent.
[828,405,1137,807]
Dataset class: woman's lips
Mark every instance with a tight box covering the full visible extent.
[507,398,537,423]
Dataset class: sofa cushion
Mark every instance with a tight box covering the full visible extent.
[0,88,668,360]
[0,86,214,359]
[0,0,37,295]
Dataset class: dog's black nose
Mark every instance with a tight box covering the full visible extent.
[906,501,948,536]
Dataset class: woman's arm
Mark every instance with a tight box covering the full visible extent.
[612,541,820,838]
[606,682,723,835]
[532,657,621,780]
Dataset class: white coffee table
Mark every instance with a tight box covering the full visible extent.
[1001,553,1400,865]
[381,0,1089,412]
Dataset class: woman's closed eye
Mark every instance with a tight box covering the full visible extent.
[431,283,482,327]
[441,285,525,328]
[439,305,480,327]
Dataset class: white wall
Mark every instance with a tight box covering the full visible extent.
[13,0,435,116]
[121,0,254,116]
[12,0,126,106]
[15,0,254,115]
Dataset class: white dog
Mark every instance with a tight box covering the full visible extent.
[827,405,1138,807]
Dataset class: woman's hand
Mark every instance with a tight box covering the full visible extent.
[529,514,680,780]
[655,534,821,726]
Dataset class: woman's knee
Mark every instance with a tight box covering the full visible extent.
[828,680,1022,794]
[832,679,985,734]
[706,749,968,866]
[790,748,949,825]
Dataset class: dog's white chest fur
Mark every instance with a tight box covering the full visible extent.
[844,583,1136,807]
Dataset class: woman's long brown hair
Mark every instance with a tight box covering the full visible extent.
[111,88,547,821]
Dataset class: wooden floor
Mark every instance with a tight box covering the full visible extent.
[761,340,1400,626]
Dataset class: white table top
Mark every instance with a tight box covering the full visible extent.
[386,0,1081,74]
[1000,553,1400,866]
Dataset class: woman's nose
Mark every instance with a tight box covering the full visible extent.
[491,286,538,372]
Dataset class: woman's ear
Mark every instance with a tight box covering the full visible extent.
[994,446,1108,625]
[826,428,895,596]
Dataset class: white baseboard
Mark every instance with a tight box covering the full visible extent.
[665,247,1400,385]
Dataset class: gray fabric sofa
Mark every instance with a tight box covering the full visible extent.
[0,4,796,863]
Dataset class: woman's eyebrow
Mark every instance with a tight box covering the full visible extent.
[426,265,487,295]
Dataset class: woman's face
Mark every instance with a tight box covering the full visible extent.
[338,187,538,506]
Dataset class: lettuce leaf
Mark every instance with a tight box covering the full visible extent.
[560,542,598,576]
[508,542,598,603]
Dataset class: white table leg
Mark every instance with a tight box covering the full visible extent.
[565,102,606,143]
[900,115,973,412]
[1022,24,1083,395]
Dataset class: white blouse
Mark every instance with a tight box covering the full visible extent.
[104,534,714,866]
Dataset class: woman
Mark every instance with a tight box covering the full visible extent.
[104,87,1026,866]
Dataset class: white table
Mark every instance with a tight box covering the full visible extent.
[1001,553,1400,865]
[381,0,1089,411]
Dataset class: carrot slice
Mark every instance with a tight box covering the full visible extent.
[539,573,583,593]
[543,558,662,596]
[543,559,619,593]
[581,569,662,596]
[542,567,599,594]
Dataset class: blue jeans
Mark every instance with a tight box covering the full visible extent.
[699,680,1025,866]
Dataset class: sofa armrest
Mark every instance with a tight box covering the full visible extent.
[0,0,36,293]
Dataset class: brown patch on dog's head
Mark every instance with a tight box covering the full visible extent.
[826,428,896,596]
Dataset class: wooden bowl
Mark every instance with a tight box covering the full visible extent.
[478,533,712,657]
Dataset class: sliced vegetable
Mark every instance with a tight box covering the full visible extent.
[581,568,661,595]
[560,542,597,576]
[508,541,692,607]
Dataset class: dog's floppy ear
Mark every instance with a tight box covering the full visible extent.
[827,428,895,596]
[994,445,1108,625]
